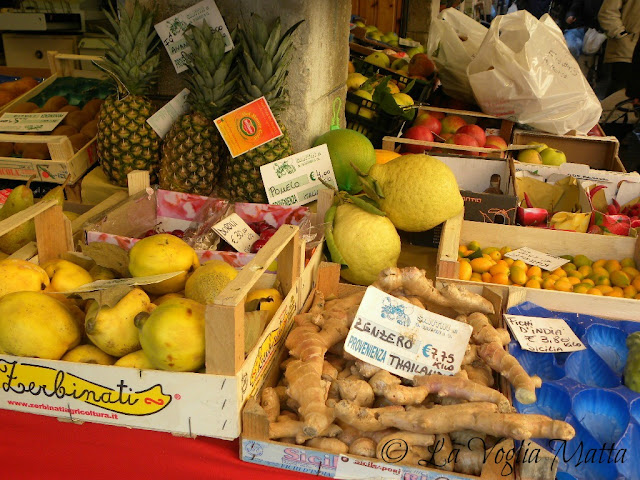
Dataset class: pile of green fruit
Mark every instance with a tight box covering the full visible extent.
[624,332,640,392]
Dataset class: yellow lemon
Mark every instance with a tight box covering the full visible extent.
[459,261,472,281]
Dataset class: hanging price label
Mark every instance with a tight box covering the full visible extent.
[212,213,259,253]
[344,287,472,380]
[146,88,190,138]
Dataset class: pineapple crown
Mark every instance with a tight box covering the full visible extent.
[183,22,240,119]
[237,14,304,113]
[99,0,161,96]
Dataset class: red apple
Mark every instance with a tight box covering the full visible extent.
[484,135,508,151]
[446,133,479,156]
[440,115,467,135]
[401,125,434,153]
[413,113,442,135]
[456,124,486,147]
[439,132,454,142]
[427,110,446,120]
[408,53,436,78]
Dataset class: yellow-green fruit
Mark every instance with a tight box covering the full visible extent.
[185,260,238,304]
[0,259,49,299]
[610,270,631,288]
[0,291,81,359]
[85,288,153,357]
[89,265,116,281]
[368,154,464,232]
[333,203,401,285]
[114,349,155,370]
[42,259,93,292]
[136,297,205,372]
[153,292,184,305]
[128,234,200,295]
[573,255,592,267]
[61,344,116,365]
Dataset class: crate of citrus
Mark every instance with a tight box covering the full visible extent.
[437,212,640,321]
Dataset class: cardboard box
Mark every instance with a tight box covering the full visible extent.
[436,212,640,321]
[0,199,326,439]
[510,129,624,172]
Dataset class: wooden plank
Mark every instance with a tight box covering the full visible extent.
[362,0,378,25]
[0,199,58,236]
[242,398,270,440]
[316,188,335,226]
[382,136,507,155]
[275,229,303,297]
[436,210,463,279]
[206,302,244,376]
[215,225,300,307]
[8,241,37,261]
[70,190,129,233]
[316,262,341,299]
[127,170,151,196]
[377,0,398,33]
[34,205,73,264]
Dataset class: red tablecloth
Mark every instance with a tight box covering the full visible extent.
[0,409,315,480]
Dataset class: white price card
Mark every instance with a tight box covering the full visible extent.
[63,272,183,293]
[146,88,190,138]
[260,144,337,207]
[504,315,585,353]
[504,247,569,271]
[344,287,473,380]
[335,455,402,480]
[213,213,259,253]
[0,112,67,132]
[398,38,421,48]
[154,0,233,74]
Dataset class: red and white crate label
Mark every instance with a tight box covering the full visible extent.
[260,144,337,207]
[504,315,585,353]
[146,88,190,138]
[212,213,259,253]
[0,112,67,132]
[344,287,472,380]
[154,0,233,73]
[504,247,569,271]
[335,455,402,479]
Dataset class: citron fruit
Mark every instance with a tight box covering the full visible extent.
[0,291,81,359]
[129,234,200,295]
[0,259,49,299]
[332,203,401,285]
[185,260,238,304]
[363,154,463,232]
[61,344,116,365]
[314,129,376,194]
[114,350,155,370]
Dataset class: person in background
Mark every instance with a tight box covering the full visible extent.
[562,0,604,58]
[628,40,640,103]
[598,0,640,96]
[515,0,553,18]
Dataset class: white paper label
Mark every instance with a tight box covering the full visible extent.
[146,88,190,138]
[504,315,585,353]
[260,144,337,207]
[213,213,259,253]
[335,455,402,479]
[63,272,183,293]
[0,112,67,132]
[399,38,420,48]
[344,287,473,380]
[504,247,569,271]
[154,0,233,74]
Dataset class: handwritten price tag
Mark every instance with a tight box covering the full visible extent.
[504,247,569,271]
[146,88,190,138]
[344,287,472,380]
[504,315,585,353]
[213,213,259,253]
[0,112,67,132]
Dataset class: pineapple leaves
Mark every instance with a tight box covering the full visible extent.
[242,50,265,89]
[264,18,281,58]
[251,14,269,47]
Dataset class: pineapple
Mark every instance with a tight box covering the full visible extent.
[225,15,303,203]
[97,1,161,187]
[159,22,239,196]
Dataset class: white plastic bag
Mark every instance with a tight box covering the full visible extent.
[427,8,488,104]
[467,11,602,135]
[582,28,607,55]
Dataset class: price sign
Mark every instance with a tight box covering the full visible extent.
[154,0,233,74]
[214,97,282,158]
[260,144,337,207]
[213,213,259,253]
[504,315,585,353]
[504,247,569,271]
[344,287,472,380]
[146,88,190,138]
[0,112,67,132]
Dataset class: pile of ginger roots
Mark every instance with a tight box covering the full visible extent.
[255,267,575,476]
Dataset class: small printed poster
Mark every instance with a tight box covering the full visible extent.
[0,112,67,132]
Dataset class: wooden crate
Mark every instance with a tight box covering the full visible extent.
[238,263,553,480]
[0,52,104,184]
[510,129,624,173]
[437,212,640,321]
[0,199,325,439]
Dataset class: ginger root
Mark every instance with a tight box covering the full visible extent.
[336,378,375,407]
[351,359,381,379]
[477,341,541,404]
[369,370,430,405]
[466,313,510,346]
[306,437,348,454]
[428,434,454,472]
[261,387,280,422]
[334,400,404,432]
[462,363,495,387]
[349,437,376,457]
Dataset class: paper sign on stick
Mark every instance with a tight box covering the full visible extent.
[260,144,337,207]
[0,112,67,132]
[213,213,259,253]
[504,315,585,353]
[504,247,569,271]
[214,97,282,158]
[154,0,233,74]
[146,88,190,138]
[344,287,473,380]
